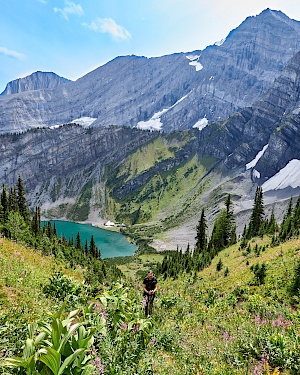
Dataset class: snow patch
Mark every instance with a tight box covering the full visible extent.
[262,159,300,192]
[71,117,97,127]
[186,55,203,71]
[193,118,208,131]
[137,93,190,131]
[49,124,62,130]
[246,144,269,170]
[186,55,199,61]
[214,38,226,46]
[253,169,261,179]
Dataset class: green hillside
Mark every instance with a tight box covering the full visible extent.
[2,231,300,374]
[1,181,300,374]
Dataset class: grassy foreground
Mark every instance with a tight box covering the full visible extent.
[1,234,300,374]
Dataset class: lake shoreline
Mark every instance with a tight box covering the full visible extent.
[41,218,137,259]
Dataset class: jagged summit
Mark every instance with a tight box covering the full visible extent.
[1,9,300,133]
[0,71,71,96]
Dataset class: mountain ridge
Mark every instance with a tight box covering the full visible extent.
[1,9,300,133]
[0,71,71,96]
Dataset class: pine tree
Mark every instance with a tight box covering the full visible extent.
[267,208,278,235]
[209,194,236,252]
[8,187,18,212]
[69,236,74,247]
[90,235,97,258]
[194,208,207,255]
[216,258,223,272]
[31,206,41,236]
[75,231,82,250]
[279,198,294,241]
[0,185,8,225]
[293,196,300,231]
[248,186,264,238]
[84,239,89,254]
[16,176,30,223]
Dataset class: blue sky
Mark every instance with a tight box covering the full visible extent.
[0,0,299,92]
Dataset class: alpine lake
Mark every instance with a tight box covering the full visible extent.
[44,220,137,258]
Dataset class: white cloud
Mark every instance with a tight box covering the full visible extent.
[0,46,27,61]
[54,0,84,21]
[84,17,131,41]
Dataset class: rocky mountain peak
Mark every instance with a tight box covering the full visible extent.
[1,10,300,134]
[0,71,71,96]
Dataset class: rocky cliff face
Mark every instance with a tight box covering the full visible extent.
[0,44,300,245]
[0,125,160,220]
[1,9,300,134]
[197,50,300,185]
[0,71,70,96]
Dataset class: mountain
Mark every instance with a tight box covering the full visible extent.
[0,71,71,96]
[1,43,300,249]
[1,9,300,133]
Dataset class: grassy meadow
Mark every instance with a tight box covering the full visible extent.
[1,232,300,374]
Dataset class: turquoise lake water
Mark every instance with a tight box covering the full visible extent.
[46,220,136,259]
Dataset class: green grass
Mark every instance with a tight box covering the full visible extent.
[0,237,84,359]
[2,232,300,374]
[143,236,300,374]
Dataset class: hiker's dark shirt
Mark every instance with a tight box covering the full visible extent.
[143,276,157,296]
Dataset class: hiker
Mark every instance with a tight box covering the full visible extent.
[143,270,158,317]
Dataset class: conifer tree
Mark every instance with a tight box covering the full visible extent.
[16,176,30,223]
[84,239,89,254]
[46,221,53,237]
[8,187,18,212]
[293,196,300,232]
[69,236,74,247]
[31,206,41,237]
[75,231,82,250]
[0,185,8,225]
[194,208,207,255]
[279,198,294,241]
[90,235,97,258]
[208,194,236,252]
[248,186,264,238]
[267,208,278,235]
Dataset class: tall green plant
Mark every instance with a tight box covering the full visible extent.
[4,306,95,375]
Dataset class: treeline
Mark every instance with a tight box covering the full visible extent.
[158,187,300,279]
[158,194,236,278]
[0,177,121,293]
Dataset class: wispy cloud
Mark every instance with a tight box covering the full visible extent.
[54,0,84,21]
[0,46,27,61]
[37,0,47,3]
[84,17,131,41]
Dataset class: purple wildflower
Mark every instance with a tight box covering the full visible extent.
[92,357,104,375]
[223,331,229,342]
[255,314,261,326]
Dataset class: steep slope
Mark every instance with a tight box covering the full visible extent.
[0,125,161,221]
[198,50,300,186]
[0,49,300,251]
[0,71,71,95]
[1,9,300,133]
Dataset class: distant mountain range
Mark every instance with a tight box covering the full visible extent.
[1,8,300,250]
[1,9,300,134]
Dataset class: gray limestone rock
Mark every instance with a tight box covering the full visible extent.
[1,9,300,134]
